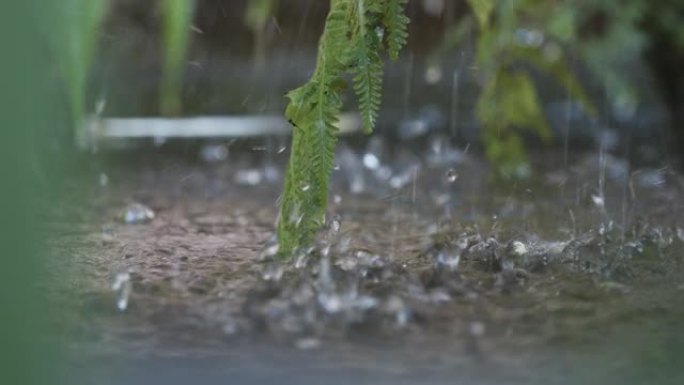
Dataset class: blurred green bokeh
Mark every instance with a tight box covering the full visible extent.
[0,1,63,385]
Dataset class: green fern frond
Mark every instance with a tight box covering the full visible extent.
[353,12,384,133]
[382,0,410,60]
[277,0,409,256]
[353,47,383,133]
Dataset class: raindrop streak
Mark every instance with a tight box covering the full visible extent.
[111,272,131,311]
[450,70,460,138]
[98,172,109,187]
[402,52,414,120]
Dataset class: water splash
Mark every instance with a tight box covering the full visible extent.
[445,168,458,183]
[258,236,280,260]
[122,203,155,224]
[262,261,284,282]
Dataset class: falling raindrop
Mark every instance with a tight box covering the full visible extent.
[111,272,131,311]
[98,172,109,187]
[234,169,263,186]
[591,194,605,209]
[425,65,443,84]
[200,143,229,163]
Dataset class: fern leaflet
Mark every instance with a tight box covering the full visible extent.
[382,0,409,60]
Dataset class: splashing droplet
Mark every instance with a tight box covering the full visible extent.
[363,153,380,170]
[434,250,461,271]
[261,261,284,282]
[328,215,342,234]
[295,337,321,350]
[293,248,311,269]
[445,168,458,183]
[122,203,155,224]
[259,237,280,260]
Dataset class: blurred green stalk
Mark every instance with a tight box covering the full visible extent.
[245,0,279,70]
[160,0,195,116]
[56,0,108,140]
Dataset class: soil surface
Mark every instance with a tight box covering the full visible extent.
[45,142,684,385]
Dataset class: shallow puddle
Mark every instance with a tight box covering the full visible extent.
[45,144,684,384]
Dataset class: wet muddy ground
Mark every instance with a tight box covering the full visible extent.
[44,141,684,384]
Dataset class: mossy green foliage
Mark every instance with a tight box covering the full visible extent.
[160,0,195,116]
[439,0,596,178]
[277,0,409,255]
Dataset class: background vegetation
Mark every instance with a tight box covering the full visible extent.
[42,0,684,251]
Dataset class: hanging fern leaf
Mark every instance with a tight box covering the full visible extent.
[382,0,410,60]
[353,41,383,133]
[352,3,384,134]
[277,0,409,256]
